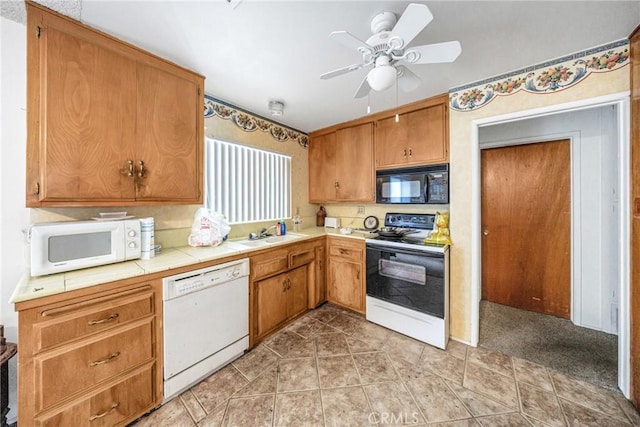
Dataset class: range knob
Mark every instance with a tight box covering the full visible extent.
[128,230,137,237]
[128,241,137,248]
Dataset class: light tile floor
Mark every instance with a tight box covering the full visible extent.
[132,303,640,426]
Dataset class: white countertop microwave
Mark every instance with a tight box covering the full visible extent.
[30,219,141,276]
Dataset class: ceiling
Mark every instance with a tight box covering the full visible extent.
[4,1,640,132]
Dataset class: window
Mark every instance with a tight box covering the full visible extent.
[205,138,291,224]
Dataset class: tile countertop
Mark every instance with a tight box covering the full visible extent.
[10,226,368,304]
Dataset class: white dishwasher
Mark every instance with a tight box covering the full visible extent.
[162,258,249,400]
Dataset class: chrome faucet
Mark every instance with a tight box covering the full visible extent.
[249,225,277,240]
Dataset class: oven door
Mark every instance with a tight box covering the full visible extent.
[366,243,445,318]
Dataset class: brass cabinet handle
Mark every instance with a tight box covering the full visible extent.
[283,279,288,292]
[408,148,412,157]
[121,160,134,177]
[403,149,407,158]
[335,181,340,189]
[89,351,121,367]
[89,402,120,421]
[137,160,146,178]
[87,313,119,326]
[339,248,348,255]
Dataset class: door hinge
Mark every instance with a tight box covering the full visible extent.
[197,87,201,96]
[36,26,41,38]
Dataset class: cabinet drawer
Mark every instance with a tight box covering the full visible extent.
[251,248,289,280]
[36,287,153,352]
[35,364,155,427]
[289,247,315,269]
[329,244,363,262]
[36,319,154,412]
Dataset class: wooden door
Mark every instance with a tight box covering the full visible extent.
[255,274,288,338]
[135,62,202,202]
[481,140,571,318]
[308,132,337,202]
[336,122,375,201]
[38,14,137,201]
[406,105,447,166]
[287,266,308,319]
[375,115,409,168]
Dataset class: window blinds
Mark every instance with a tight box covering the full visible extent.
[205,138,291,224]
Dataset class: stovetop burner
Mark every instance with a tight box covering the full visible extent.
[366,212,447,253]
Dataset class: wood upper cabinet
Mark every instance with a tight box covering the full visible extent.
[375,102,448,169]
[308,122,374,203]
[336,123,375,201]
[327,237,365,314]
[25,3,204,206]
[308,132,337,203]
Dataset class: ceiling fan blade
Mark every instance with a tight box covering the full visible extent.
[320,63,366,80]
[403,41,462,64]
[329,31,373,54]
[396,65,421,93]
[354,75,371,99]
[389,3,433,49]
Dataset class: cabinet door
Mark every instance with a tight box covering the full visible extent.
[312,245,327,307]
[35,12,137,202]
[328,258,364,313]
[336,123,375,202]
[256,274,288,338]
[375,115,409,169]
[405,105,447,166]
[308,132,337,202]
[287,266,308,319]
[135,62,203,202]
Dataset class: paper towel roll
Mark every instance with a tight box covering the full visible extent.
[140,217,155,259]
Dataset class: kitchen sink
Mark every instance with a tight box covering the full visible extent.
[264,233,303,243]
[229,233,304,249]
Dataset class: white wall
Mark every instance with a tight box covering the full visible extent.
[478,106,619,333]
[1,16,29,423]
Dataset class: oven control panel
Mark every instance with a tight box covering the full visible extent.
[384,213,435,230]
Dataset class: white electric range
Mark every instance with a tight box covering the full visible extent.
[365,213,450,349]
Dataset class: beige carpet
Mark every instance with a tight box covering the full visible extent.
[479,300,618,391]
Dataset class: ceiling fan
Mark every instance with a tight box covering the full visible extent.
[320,3,462,98]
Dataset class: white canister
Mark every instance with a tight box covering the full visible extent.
[140,217,155,259]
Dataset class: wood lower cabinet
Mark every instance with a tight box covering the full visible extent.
[250,238,325,345]
[26,2,203,207]
[310,244,327,307]
[375,101,448,169]
[308,122,375,203]
[16,280,163,426]
[327,237,365,313]
[255,266,308,341]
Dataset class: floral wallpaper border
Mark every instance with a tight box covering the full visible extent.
[449,39,629,112]
[204,95,308,148]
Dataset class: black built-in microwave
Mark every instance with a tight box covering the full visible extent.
[376,164,449,204]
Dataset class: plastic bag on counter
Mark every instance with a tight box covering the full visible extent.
[188,208,231,247]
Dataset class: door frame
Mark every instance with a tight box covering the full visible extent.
[469,91,631,396]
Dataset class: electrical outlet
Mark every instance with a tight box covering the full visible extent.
[357,206,365,215]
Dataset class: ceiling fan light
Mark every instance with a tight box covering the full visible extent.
[367,65,397,91]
